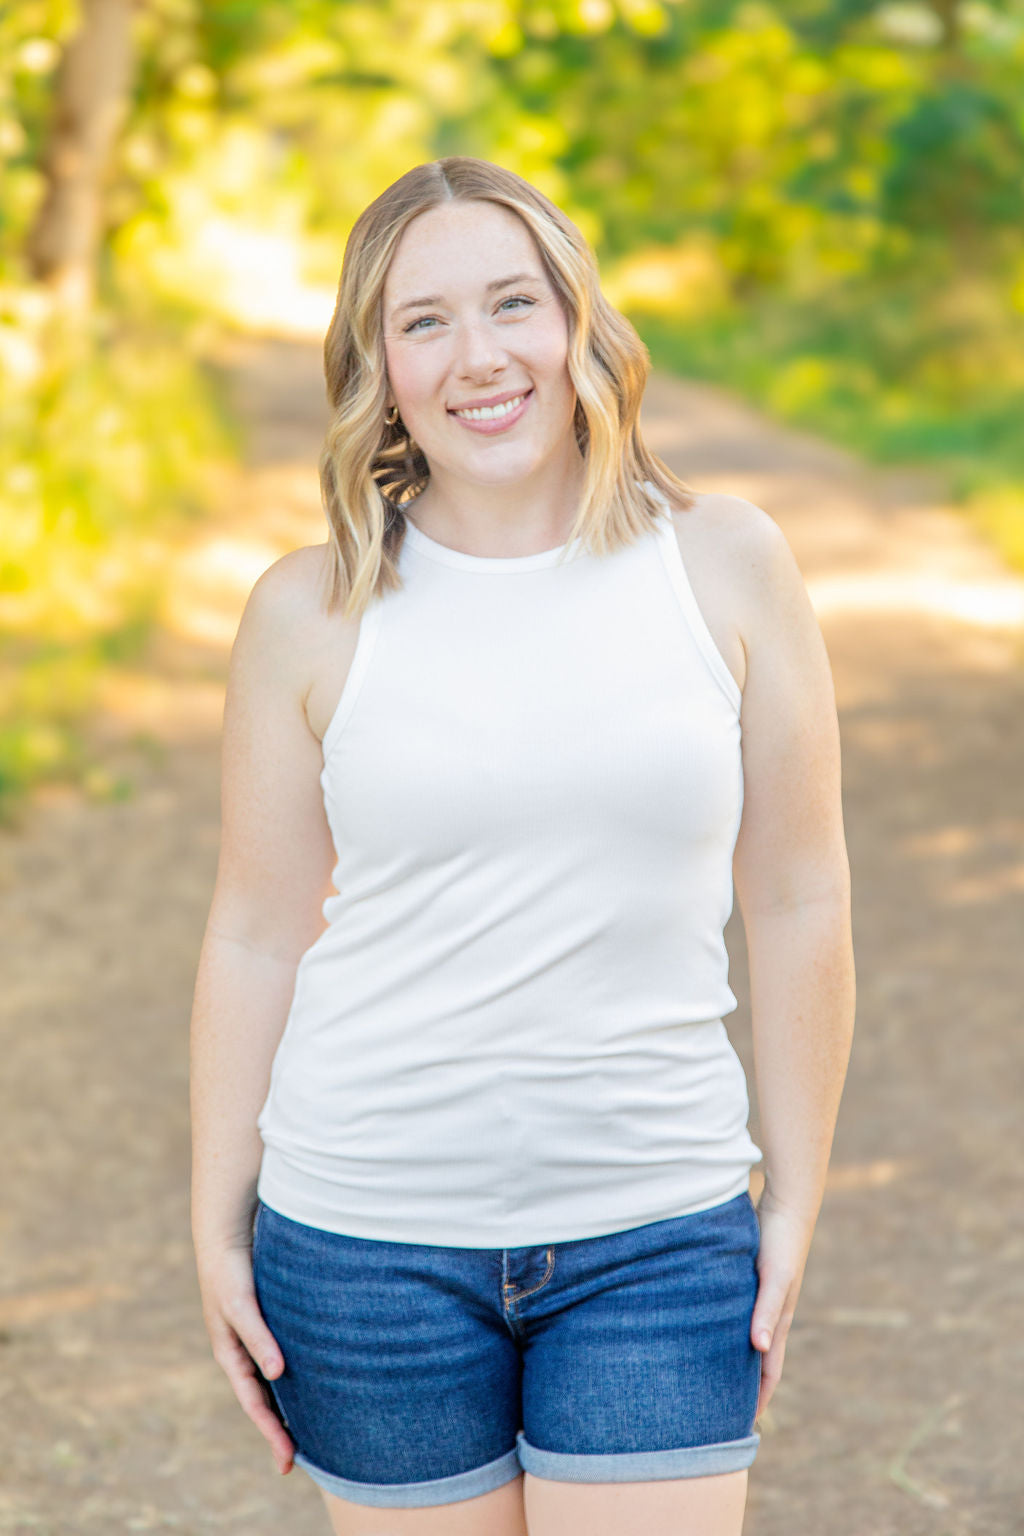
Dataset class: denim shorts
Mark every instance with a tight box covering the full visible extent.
[251,1190,762,1510]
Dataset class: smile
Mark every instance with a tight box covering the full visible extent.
[449,390,532,433]
[453,393,527,421]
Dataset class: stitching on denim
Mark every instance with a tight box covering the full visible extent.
[504,1246,555,1305]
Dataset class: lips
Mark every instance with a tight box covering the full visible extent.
[449,388,532,421]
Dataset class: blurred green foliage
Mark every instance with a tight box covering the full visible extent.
[2,0,1024,814]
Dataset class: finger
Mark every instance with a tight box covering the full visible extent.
[225,1293,287,1380]
[234,1359,296,1473]
[214,1331,295,1471]
[750,1273,791,1354]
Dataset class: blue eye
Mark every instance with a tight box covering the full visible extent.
[402,295,535,334]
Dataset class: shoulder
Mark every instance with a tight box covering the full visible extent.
[668,491,811,650]
[228,543,338,704]
[241,543,332,631]
[234,542,369,744]
[233,542,343,660]
[680,496,836,758]
[657,491,806,697]
[669,490,790,570]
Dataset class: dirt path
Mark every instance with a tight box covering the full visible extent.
[2,335,1022,1535]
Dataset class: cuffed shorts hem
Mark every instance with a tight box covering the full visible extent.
[293,1431,761,1508]
[515,1428,761,1482]
[293,1445,522,1509]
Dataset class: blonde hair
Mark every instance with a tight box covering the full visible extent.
[319,156,695,617]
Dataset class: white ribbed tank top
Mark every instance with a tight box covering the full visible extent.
[256,488,763,1247]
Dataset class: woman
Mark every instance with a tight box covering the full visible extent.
[190,156,855,1536]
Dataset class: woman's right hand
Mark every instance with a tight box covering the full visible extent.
[197,1243,295,1475]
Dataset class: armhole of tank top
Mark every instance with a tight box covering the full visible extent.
[652,510,743,718]
[320,596,386,762]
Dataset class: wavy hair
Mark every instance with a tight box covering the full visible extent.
[318,156,696,616]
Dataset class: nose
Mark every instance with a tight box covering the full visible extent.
[453,315,508,381]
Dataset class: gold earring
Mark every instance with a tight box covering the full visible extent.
[385,404,400,426]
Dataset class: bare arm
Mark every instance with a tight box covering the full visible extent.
[189,546,339,1473]
[728,499,856,1414]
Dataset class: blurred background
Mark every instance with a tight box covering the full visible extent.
[2,0,1024,814]
[2,3,1023,1533]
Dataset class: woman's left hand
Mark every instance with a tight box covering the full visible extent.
[749,1197,817,1421]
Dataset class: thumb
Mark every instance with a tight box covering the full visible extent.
[234,1295,286,1379]
[751,1274,788,1353]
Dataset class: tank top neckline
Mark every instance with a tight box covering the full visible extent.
[401,515,587,573]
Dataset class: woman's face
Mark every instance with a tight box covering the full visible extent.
[381,200,580,495]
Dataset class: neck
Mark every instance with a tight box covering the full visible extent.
[406,447,588,558]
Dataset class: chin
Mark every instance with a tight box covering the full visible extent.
[463,447,556,482]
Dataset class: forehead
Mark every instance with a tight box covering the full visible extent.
[383,201,545,300]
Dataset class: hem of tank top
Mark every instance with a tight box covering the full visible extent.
[648,501,743,717]
[254,1152,760,1248]
[319,595,388,763]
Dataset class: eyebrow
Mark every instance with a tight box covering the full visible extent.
[389,272,544,317]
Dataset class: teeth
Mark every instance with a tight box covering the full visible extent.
[454,393,526,421]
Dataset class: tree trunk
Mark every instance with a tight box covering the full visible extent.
[927,0,960,51]
[25,0,136,319]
